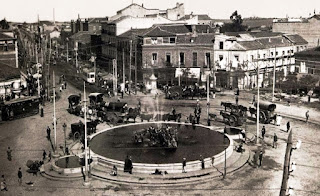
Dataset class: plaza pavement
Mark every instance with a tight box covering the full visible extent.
[0,78,319,195]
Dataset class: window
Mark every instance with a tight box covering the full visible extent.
[282,51,285,56]
[145,38,151,45]
[163,37,169,44]
[193,52,197,67]
[205,53,211,67]
[234,55,239,61]
[276,51,278,56]
[179,52,185,66]
[151,38,157,44]
[219,55,223,61]
[152,53,157,65]
[257,54,260,59]
[219,42,224,49]
[251,55,254,61]
[169,37,176,44]
[93,26,96,31]
[166,53,171,65]
[296,46,299,52]
[263,54,266,59]
[271,52,273,56]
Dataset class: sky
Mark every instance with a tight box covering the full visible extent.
[1,0,320,23]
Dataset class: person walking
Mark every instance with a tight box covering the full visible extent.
[182,158,187,173]
[48,151,52,162]
[273,133,278,148]
[46,126,51,140]
[7,147,12,161]
[200,155,205,169]
[258,151,263,167]
[235,95,239,105]
[286,121,291,132]
[40,104,44,117]
[252,94,256,104]
[64,81,67,89]
[306,110,309,123]
[18,168,22,186]
[261,126,266,140]
[42,150,47,161]
[1,175,8,191]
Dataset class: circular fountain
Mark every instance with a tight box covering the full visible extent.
[89,122,233,174]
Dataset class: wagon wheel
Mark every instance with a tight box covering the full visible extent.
[259,111,266,124]
[229,115,237,127]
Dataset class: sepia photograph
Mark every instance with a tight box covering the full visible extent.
[0,0,320,195]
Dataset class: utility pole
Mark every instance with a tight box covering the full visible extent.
[223,149,227,178]
[122,48,125,89]
[272,45,276,102]
[75,42,78,71]
[129,40,132,93]
[134,40,137,94]
[66,39,69,63]
[53,71,57,152]
[279,130,293,196]
[113,59,117,96]
[48,38,51,100]
[256,60,260,144]
[207,73,210,126]
[83,82,90,185]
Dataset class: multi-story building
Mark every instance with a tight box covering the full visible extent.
[0,30,21,97]
[141,24,217,85]
[110,3,185,21]
[295,47,320,75]
[213,32,308,89]
[273,14,320,48]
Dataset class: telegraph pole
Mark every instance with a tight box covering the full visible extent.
[122,48,125,89]
[207,73,210,126]
[53,71,57,152]
[272,45,276,102]
[256,61,260,144]
[134,40,137,94]
[83,82,90,185]
[129,40,132,93]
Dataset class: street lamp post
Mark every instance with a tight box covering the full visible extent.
[272,46,276,102]
[207,73,210,126]
[83,82,90,186]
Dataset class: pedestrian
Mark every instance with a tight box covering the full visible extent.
[306,110,309,123]
[48,151,52,161]
[261,126,266,140]
[59,86,62,92]
[241,129,246,143]
[211,156,215,167]
[18,168,22,186]
[64,81,67,89]
[121,90,124,99]
[258,151,263,167]
[200,155,205,169]
[286,121,291,132]
[182,158,186,173]
[273,133,278,148]
[46,126,51,140]
[1,175,8,191]
[40,104,44,117]
[252,94,256,104]
[43,150,47,161]
[7,147,12,161]
[235,95,239,105]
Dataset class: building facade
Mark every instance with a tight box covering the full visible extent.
[141,24,216,85]
[273,14,320,48]
[213,32,308,89]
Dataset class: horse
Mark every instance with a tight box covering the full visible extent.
[125,107,141,122]
[162,113,182,122]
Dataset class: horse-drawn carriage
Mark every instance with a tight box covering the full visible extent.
[88,93,105,110]
[165,86,209,100]
[220,102,247,126]
[67,95,81,116]
[249,102,277,124]
[96,102,128,124]
[154,112,182,122]
[70,120,98,141]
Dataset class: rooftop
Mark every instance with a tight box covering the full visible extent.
[0,63,20,82]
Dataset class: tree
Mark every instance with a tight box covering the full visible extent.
[280,73,298,94]
[220,11,247,32]
[0,18,10,29]
[298,75,319,93]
